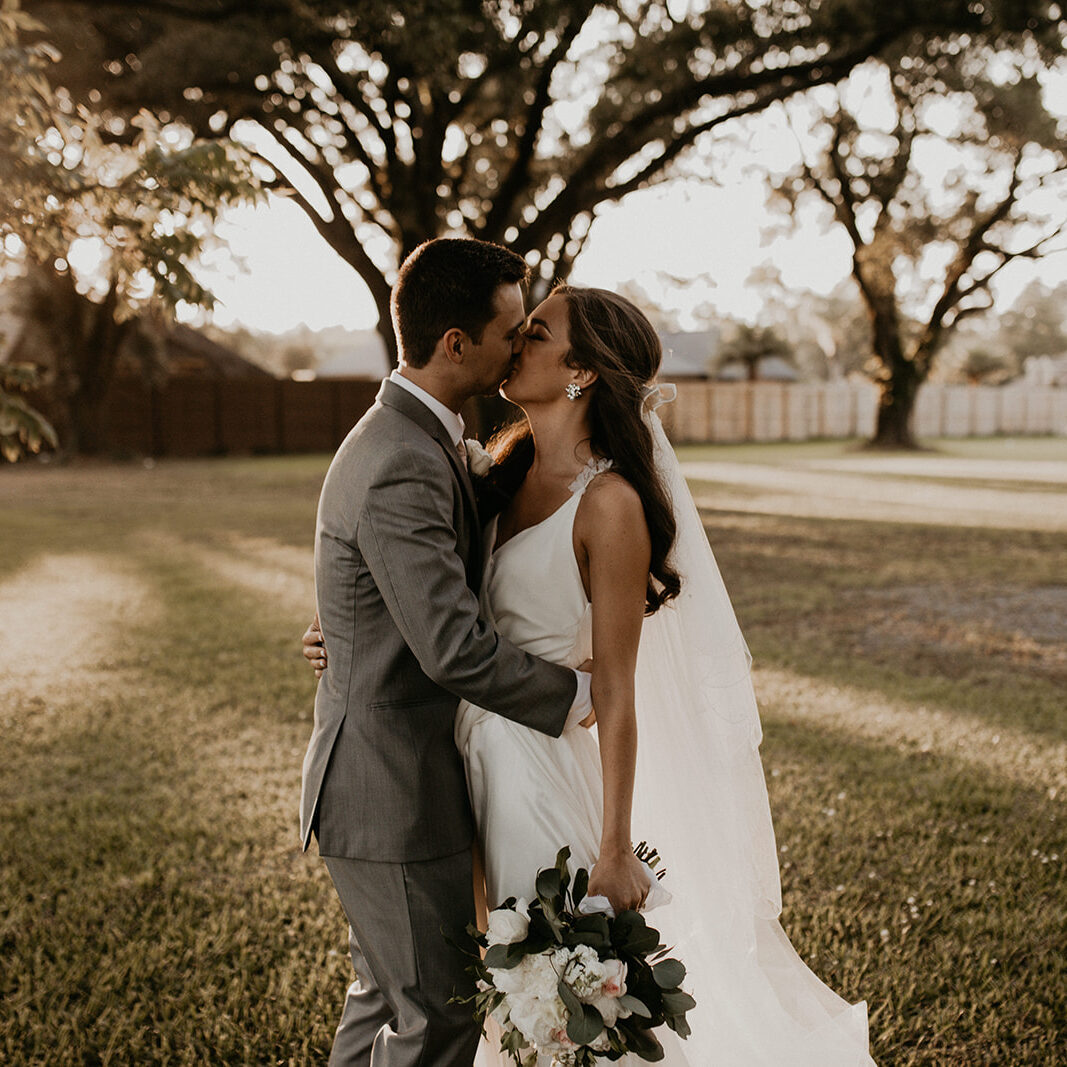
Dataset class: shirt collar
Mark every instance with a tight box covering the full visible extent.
[388,369,465,447]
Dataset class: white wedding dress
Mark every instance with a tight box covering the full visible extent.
[456,448,875,1066]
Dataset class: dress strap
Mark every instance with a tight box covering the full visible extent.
[568,456,613,494]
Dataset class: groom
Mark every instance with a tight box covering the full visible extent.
[302,238,592,1066]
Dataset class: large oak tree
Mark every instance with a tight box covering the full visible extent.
[773,40,1066,446]
[25,0,1064,363]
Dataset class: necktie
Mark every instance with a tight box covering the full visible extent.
[454,436,469,471]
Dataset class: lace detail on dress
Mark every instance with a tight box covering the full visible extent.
[568,456,613,494]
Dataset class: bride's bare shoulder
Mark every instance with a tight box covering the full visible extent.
[575,470,648,539]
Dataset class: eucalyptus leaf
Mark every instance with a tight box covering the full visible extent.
[557,978,583,1017]
[617,993,652,1019]
[566,1002,604,1047]
[536,866,562,903]
[624,1025,665,1061]
[660,989,697,1015]
[652,959,686,989]
[483,943,523,970]
[666,1013,692,1039]
[572,866,589,906]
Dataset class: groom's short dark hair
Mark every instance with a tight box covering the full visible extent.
[391,239,529,369]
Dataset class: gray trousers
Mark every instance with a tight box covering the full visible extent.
[323,850,481,1067]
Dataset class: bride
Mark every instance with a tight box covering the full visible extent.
[308,285,875,1065]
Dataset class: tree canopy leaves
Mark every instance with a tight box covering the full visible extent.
[24,0,1065,357]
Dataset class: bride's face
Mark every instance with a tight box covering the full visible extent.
[500,293,578,406]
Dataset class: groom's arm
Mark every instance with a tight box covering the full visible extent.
[357,447,579,738]
[303,612,595,725]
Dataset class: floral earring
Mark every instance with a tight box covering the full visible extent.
[565,383,582,400]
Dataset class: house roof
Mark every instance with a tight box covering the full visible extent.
[714,355,800,381]
[162,323,275,379]
[658,330,720,378]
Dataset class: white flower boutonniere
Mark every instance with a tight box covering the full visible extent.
[464,438,493,477]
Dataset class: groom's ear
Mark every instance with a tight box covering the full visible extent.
[440,327,466,366]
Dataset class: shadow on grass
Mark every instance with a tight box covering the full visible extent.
[706,511,1066,743]
[760,714,1064,1067]
[0,702,346,1064]
[0,534,345,1064]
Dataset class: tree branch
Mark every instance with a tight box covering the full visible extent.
[477,5,596,240]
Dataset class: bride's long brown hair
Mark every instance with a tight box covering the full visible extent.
[486,285,681,614]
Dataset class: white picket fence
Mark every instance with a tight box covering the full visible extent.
[656,381,1067,444]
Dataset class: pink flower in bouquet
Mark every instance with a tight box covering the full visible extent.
[600,958,627,998]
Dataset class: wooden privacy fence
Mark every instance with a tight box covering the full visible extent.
[27,376,1067,456]
[73,376,382,456]
[657,380,1067,444]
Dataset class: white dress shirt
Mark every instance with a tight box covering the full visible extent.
[386,370,592,728]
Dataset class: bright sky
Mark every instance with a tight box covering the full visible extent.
[193,68,1067,336]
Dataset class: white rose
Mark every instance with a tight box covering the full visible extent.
[590,991,631,1028]
[485,902,530,946]
[490,945,556,999]
[590,1031,612,1052]
[464,438,493,477]
[523,952,562,1000]
[507,993,566,1047]
[559,945,606,1000]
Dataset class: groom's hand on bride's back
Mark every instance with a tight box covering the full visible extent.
[302,614,327,678]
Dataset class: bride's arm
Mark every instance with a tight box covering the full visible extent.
[576,473,652,914]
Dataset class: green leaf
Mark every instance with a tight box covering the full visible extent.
[555,846,572,895]
[557,978,583,1017]
[566,1002,604,1047]
[482,942,528,970]
[572,865,589,907]
[617,993,652,1019]
[568,913,611,950]
[666,1012,692,1039]
[536,865,562,903]
[652,959,686,989]
[622,1024,665,1061]
[660,989,697,1016]
[612,911,661,956]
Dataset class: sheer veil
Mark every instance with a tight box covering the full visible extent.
[629,386,874,1064]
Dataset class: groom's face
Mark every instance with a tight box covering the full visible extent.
[464,282,526,395]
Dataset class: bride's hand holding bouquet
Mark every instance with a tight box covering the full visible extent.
[462,846,695,1066]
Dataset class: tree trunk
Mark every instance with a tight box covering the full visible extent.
[859,270,924,450]
[377,315,398,370]
[870,366,921,448]
[70,392,106,454]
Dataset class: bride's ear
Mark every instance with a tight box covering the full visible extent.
[574,368,598,390]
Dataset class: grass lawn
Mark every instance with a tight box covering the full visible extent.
[1,446,1063,1065]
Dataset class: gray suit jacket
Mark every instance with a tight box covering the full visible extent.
[301,379,578,862]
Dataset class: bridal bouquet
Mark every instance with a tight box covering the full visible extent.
[465,846,695,1065]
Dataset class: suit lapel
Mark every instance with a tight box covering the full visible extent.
[377,380,483,578]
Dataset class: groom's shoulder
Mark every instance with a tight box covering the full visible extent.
[332,399,445,480]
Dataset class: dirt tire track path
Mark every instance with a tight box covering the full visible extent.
[0,554,156,709]
[682,460,1067,530]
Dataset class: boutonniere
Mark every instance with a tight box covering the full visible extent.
[463,438,493,478]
